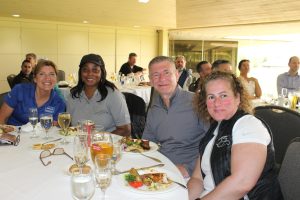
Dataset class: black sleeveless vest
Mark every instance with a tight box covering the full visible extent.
[199,110,283,200]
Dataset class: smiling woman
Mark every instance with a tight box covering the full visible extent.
[67,53,131,137]
[0,59,66,126]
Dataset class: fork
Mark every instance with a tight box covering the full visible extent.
[113,163,164,175]
[132,149,162,163]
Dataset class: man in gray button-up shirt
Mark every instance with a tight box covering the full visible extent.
[277,56,300,94]
[143,56,206,178]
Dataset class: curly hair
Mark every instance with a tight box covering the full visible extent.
[193,71,253,123]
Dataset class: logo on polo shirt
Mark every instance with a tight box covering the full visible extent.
[45,106,55,114]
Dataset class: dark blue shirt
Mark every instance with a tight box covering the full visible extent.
[4,83,66,125]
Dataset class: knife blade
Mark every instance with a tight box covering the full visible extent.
[116,163,164,174]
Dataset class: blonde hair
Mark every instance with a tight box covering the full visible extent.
[33,59,58,76]
[194,71,253,123]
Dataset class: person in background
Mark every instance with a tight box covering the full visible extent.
[119,52,143,76]
[277,56,300,95]
[67,53,131,136]
[188,71,282,200]
[175,55,189,87]
[238,59,262,99]
[11,59,34,88]
[189,61,212,92]
[0,59,65,125]
[25,53,37,70]
[212,59,232,72]
[143,56,207,178]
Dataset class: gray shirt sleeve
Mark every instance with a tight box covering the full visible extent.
[107,90,131,126]
[142,110,158,143]
[277,74,284,95]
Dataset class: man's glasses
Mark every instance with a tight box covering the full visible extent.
[39,148,73,166]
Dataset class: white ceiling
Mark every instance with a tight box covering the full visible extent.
[1,0,300,40]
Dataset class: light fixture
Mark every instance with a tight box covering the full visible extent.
[83,20,89,24]
[133,25,140,28]
[12,14,20,17]
[138,0,149,3]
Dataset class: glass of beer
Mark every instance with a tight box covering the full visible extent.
[90,130,113,163]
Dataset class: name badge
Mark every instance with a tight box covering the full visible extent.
[45,106,55,114]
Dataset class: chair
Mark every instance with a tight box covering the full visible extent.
[122,92,146,139]
[7,74,16,89]
[57,70,65,82]
[0,92,8,107]
[278,137,300,200]
[254,105,300,165]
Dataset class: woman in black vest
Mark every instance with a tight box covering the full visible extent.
[188,71,282,200]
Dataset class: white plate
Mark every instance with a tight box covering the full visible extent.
[122,141,159,154]
[116,168,179,194]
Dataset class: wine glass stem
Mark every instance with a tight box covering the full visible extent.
[102,189,106,200]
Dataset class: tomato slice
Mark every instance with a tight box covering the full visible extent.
[129,181,143,188]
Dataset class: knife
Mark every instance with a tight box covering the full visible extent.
[116,163,164,174]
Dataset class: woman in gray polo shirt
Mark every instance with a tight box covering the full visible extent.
[66,53,131,136]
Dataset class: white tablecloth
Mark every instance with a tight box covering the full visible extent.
[59,86,151,105]
[0,128,188,200]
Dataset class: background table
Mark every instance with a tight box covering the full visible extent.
[0,128,188,200]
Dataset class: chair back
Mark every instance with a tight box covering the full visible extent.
[7,74,16,89]
[254,105,300,165]
[278,137,300,200]
[57,70,65,82]
[122,92,146,139]
[0,92,8,107]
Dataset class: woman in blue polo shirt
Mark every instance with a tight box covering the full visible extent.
[0,59,66,126]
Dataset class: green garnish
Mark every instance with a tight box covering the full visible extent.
[125,174,136,182]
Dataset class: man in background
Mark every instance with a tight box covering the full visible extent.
[212,59,232,72]
[189,61,212,92]
[277,56,300,94]
[11,59,33,88]
[143,56,206,178]
[119,52,143,76]
[175,55,189,87]
[25,53,37,70]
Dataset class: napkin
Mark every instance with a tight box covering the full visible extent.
[21,122,33,132]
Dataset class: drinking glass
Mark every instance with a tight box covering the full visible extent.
[90,130,113,163]
[111,142,122,175]
[281,88,288,98]
[29,107,38,138]
[71,168,95,200]
[40,113,53,140]
[58,112,71,144]
[73,134,89,173]
[94,155,111,200]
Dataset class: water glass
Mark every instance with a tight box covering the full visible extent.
[281,88,288,98]
[111,142,122,174]
[73,134,89,173]
[40,113,53,140]
[71,168,95,200]
[29,107,38,138]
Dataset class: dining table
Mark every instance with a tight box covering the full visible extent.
[0,126,188,200]
[58,85,152,105]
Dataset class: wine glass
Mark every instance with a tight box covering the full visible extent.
[28,107,38,138]
[90,131,113,163]
[281,88,288,98]
[73,134,89,173]
[94,155,111,200]
[40,113,53,140]
[111,142,122,175]
[71,168,95,200]
[58,112,71,144]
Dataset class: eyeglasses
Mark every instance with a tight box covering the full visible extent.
[39,148,73,166]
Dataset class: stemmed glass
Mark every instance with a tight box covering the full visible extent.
[58,112,71,144]
[71,167,95,200]
[73,134,89,173]
[29,107,38,138]
[94,154,112,200]
[111,142,122,175]
[40,113,53,140]
[281,88,288,98]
